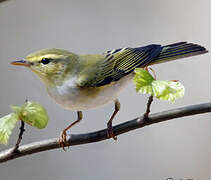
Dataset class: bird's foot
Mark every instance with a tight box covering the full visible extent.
[59,130,69,151]
[107,122,117,140]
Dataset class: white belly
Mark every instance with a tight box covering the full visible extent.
[47,74,133,111]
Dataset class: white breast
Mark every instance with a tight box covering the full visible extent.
[47,74,133,111]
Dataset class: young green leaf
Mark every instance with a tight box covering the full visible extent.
[152,80,185,102]
[0,101,48,145]
[12,101,49,129]
[0,113,18,144]
[133,68,155,94]
[133,68,185,102]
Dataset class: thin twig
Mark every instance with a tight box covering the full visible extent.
[148,67,157,80]
[143,95,154,121]
[12,121,25,154]
[11,99,28,153]
[142,67,155,123]
[0,102,211,163]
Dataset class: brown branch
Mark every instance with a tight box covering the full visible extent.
[11,121,25,154]
[0,102,211,163]
[144,96,154,119]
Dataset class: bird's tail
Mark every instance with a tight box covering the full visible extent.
[150,42,208,65]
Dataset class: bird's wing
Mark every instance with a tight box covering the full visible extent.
[78,44,162,87]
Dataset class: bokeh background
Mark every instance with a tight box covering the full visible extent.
[0,0,211,179]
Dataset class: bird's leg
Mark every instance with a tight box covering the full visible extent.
[59,111,83,151]
[107,99,120,140]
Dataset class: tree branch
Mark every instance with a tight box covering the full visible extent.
[12,121,25,154]
[144,95,154,120]
[0,102,211,163]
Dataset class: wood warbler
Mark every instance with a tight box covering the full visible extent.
[11,42,208,149]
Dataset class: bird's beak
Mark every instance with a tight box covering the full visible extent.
[10,60,31,67]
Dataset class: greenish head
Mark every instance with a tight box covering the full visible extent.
[11,49,79,86]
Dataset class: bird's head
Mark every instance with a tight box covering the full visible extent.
[11,49,79,86]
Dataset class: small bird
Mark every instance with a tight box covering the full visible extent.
[11,42,208,149]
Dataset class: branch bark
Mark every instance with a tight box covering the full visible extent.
[0,102,211,163]
[12,121,25,154]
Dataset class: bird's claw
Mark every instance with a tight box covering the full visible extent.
[107,122,117,140]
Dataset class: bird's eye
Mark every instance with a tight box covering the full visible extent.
[41,58,51,65]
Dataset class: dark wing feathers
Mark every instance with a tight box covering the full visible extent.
[152,42,207,64]
[94,44,162,87]
[84,42,207,87]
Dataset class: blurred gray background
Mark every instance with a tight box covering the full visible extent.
[0,0,211,179]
